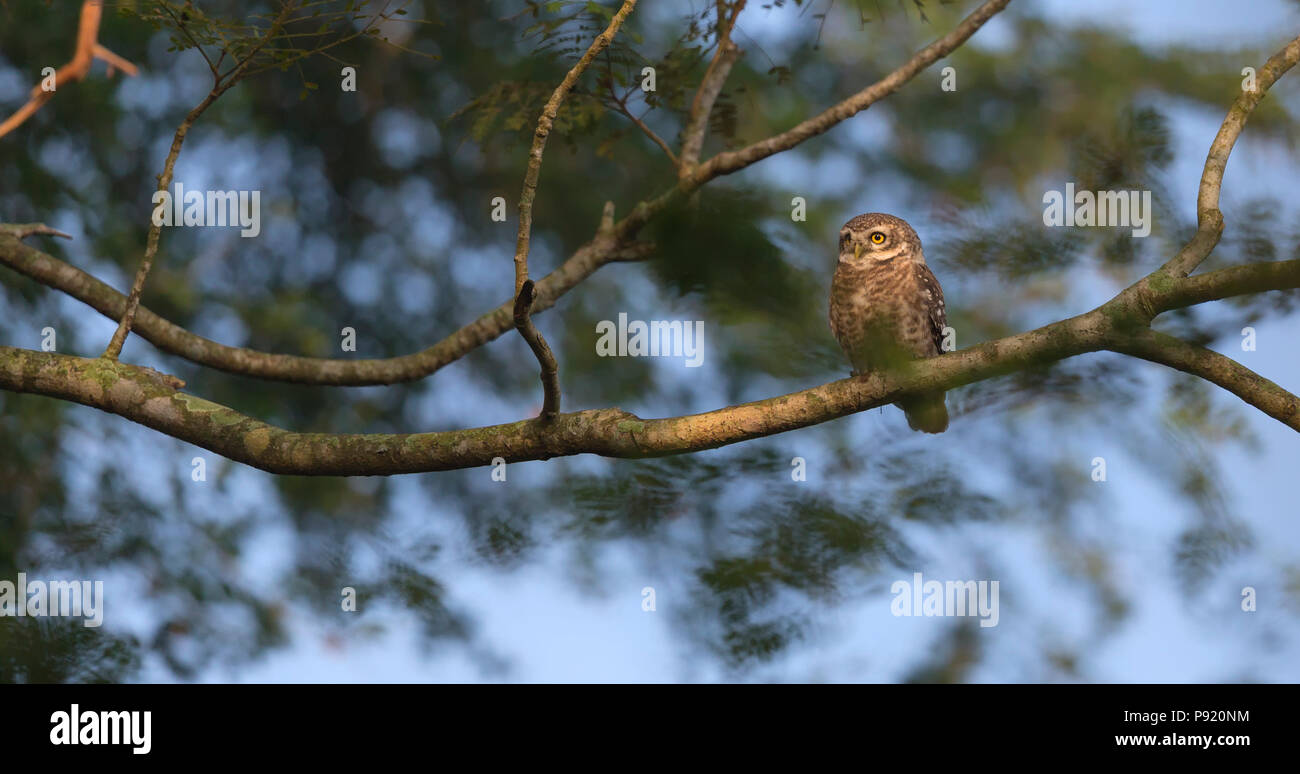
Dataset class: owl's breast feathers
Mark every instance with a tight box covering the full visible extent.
[830,259,947,373]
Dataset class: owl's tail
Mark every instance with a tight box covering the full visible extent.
[900,392,949,434]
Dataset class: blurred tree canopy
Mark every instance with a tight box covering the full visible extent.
[1,0,1298,681]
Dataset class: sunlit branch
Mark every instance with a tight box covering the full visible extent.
[0,0,139,139]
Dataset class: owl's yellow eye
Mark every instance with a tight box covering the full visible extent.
[870,232,886,245]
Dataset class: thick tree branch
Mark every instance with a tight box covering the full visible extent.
[0,303,1110,475]
[1108,329,1300,431]
[4,225,1297,475]
[0,226,652,385]
[6,0,1299,479]
[1151,259,1300,314]
[3,243,1295,477]
[1,0,1005,386]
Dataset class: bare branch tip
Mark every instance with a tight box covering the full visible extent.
[599,201,616,233]
[1,223,73,240]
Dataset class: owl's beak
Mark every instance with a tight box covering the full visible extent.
[853,242,862,261]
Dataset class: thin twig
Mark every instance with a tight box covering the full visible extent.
[512,0,638,419]
[608,87,678,165]
[102,5,291,361]
[514,0,638,295]
[678,0,746,177]
[158,2,218,78]
[1159,33,1300,278]
[0,0,138,139]
[692,0,1013,183]
[513,280,561,419]
[0,223,72,240]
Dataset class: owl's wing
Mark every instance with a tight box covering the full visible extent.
[914,263,947,354]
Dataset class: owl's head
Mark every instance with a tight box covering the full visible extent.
[838,212,924,266]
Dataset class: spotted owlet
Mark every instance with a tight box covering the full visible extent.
[829,213,949,433]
